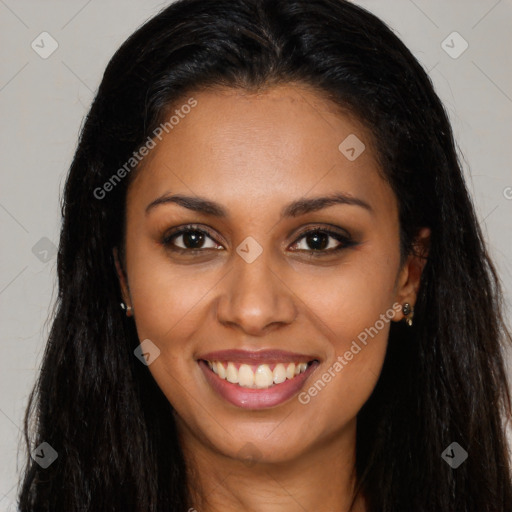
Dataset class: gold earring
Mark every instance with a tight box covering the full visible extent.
[402,302,414,327]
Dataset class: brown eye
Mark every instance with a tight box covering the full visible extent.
[173,230,207,249]
[289,228,355,255]
[162,225,223,253]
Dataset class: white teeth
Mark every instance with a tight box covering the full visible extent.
[216,361,226,379]
[205,360,310,389]
[226,362,239,384]
[238,364,254,387]
[273,363,287,384]
[254,364,274,388]
[286,363,295,379]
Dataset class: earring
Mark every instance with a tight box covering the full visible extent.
[120,302,133,314]
[402,302,414,326]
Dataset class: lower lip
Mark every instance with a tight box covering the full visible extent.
[198,360,319,409]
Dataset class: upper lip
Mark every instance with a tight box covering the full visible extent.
[198,349,319,365]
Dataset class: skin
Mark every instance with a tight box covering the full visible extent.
[114,83,430,512]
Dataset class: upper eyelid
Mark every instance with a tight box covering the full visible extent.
[163,224,220,243]
[292,224,351,239]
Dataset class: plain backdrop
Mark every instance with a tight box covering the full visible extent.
[1,0,511,509]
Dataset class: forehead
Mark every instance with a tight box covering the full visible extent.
[127,83,395,218]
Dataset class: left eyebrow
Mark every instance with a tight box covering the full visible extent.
[145,192,373,217]
[280,192,373,217]
[145,194,228,217]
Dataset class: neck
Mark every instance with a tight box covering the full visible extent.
[179,419,366,512]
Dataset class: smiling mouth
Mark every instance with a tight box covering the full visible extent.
[201,360,318,389]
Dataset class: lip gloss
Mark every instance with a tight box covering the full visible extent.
[198,359,319,409]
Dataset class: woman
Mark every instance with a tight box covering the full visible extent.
[17,0,512,510]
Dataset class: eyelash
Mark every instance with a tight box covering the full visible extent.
[161,224,357,257]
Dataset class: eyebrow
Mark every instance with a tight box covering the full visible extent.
[145,192,373,217]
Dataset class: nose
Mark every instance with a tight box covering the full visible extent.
[215,249,297,336]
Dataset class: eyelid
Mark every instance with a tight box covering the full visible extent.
[292,223,351,240]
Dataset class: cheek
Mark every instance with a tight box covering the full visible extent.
[127,244,220,345]
[126,255,215,412]
[294,244,399,347]
[290,247,398,415]
[296,330,388,443]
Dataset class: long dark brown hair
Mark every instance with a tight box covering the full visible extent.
[18,0,512,510]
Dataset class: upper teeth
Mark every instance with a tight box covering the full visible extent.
[206,361,309,389]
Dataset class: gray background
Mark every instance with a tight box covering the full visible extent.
[1,0,511,509]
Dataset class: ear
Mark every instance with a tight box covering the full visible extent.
[393,227,430,322]
[113,247,133,316]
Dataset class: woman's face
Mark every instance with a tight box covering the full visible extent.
[116,83,426,464]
